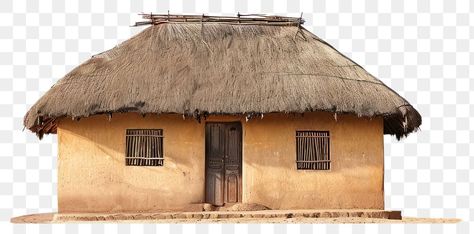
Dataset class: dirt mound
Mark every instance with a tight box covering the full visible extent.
[220,203,270,211]
[198,203,271,212]
[202,203,217,211]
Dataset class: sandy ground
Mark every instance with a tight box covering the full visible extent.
[169,217,462,224]
[11,212,461,224]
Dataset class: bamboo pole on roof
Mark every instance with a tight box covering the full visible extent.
[134,13,305,27]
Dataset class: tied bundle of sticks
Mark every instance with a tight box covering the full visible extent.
[134,13,305,27]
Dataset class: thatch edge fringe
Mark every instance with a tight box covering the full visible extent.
[25,106,421,140]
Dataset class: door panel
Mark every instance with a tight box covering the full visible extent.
[207,171,224,206]
[205,123,225,206]
[205,122,242,205]
[224,123,242,204]
[225,172,239,203]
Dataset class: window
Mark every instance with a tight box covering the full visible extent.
[296,131,330,170]
[125,129,164,166]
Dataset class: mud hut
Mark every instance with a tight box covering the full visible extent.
[24,14,421,213]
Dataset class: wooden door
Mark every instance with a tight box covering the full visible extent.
[205,122,242,206]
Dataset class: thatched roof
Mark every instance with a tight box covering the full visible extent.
[24,14,421,139]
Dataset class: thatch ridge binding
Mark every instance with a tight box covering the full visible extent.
[134,13,305,27]
[24,14,421,140]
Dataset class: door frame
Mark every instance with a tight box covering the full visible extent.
[204,121,243,206]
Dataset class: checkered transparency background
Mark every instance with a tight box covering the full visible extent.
[0,0,472,233]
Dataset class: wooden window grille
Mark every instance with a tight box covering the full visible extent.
[125,129,164,166]
[296,131,330,170]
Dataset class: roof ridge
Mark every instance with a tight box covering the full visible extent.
[133,13,305,27]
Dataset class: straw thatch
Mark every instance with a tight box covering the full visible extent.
[24,15,421,139]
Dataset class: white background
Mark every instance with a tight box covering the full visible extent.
[0,0,472,233]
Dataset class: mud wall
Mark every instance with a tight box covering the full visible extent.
[57,112,383,212]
